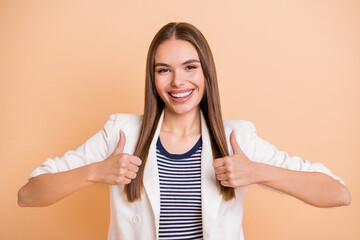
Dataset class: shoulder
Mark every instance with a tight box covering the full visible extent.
[104,113,143,153]
[105,113,142,131]
[109,113,142,125]
[223,119,258,146]
[223,119,257,133]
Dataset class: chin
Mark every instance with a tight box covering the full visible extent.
[166,104,200,115]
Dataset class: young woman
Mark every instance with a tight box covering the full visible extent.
[18,22,350,240]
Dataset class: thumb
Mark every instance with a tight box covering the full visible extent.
[230,130,242,155]
[114,129,126,154]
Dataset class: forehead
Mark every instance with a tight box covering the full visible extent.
[155,39,199,64]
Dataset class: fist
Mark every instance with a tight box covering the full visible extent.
[213,130,259,188]
[92,130,142,185]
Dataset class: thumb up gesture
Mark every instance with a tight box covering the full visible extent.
[213,130,260,188]
[91,130,142,185]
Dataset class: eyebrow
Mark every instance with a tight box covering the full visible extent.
[154,59,200,67]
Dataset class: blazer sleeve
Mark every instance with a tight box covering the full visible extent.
[240,121,346,186]
[28,114,116,179]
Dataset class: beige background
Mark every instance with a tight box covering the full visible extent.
[1,0,359,239]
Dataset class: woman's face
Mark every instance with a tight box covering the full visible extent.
[154,39,205,116]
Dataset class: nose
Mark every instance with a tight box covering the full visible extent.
[171,70,185,87]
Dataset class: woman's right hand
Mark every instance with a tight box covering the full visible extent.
[18,129,141,207]
[90,130,142,185]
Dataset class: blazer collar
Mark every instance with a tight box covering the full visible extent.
[143,109,223,238]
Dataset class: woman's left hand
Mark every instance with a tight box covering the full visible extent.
[213,130,261,188]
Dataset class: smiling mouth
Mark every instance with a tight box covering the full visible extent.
[169,90,194,98]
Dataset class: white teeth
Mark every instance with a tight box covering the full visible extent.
[170,90,193,98]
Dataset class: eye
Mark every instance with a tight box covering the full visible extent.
[157,68,170,73]
[186,65,198,70]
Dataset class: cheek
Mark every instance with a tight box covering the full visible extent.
[154,77,164,93]
[198,76,206,100]
[154,78,160,93]
[154,77,169,101]
[194,73,205,93]
[188,71,205,87]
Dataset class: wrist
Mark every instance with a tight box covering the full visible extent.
[253,162,271,184]
[85,162,100,183]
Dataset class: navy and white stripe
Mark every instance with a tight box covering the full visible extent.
[156,137,203,240]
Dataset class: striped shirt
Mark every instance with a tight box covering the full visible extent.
[156,136,203,240]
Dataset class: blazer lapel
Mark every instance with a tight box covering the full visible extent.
[143,110,164,238]
[200,111,223,238]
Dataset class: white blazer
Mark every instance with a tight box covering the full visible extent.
[29,110,345,240]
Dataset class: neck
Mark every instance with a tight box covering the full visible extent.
[161,107,201,137]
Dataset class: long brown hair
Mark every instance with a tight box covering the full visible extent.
[125,22,235,202]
